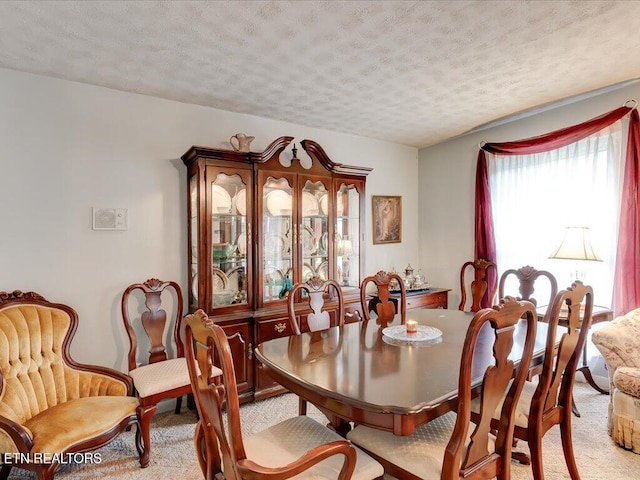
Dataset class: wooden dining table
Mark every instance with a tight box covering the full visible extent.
[255,308,556,437]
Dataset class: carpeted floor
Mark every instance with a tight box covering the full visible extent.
[5,382,639,479]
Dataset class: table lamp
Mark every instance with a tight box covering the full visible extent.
[548,226,602,281]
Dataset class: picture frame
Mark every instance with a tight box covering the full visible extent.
[372,195,401,244]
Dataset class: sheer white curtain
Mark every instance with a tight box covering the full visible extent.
[487,121,625,308]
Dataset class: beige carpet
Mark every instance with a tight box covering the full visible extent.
[5,382,639,479]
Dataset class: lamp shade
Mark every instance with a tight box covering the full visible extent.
[549,226,602,261]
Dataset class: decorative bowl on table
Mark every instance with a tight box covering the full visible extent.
[212,243,235,260]
[213,289,236,306]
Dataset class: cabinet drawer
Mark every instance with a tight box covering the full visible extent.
[257,318,293,343]
[406,291,448,310]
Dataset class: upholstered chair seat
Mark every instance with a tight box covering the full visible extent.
[244,415,383,479]
[0,290,145,480]
[128,357,191,398]
[348,413,496,479]
[593,308,640,453]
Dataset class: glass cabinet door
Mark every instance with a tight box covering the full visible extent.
[210,172,249,310]
[336,182,361,288]
[262,176,293,303]
[301,179,330,282]
[189,175,199,310]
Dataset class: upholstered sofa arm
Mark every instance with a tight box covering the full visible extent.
[69,363,134,397]
[592,308,640,394]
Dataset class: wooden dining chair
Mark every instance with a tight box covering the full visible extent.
[287,275,345,414]
[120,278,193,466]
[184,309,385,480]
[458,258,497,312]
[360,270,407,326]
[485,281,594,480]
[498,265,558,309]
[347,296,537,480]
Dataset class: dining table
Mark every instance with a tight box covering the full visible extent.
[255,307,557,437]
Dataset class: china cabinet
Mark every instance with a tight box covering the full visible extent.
[182,137,371,401]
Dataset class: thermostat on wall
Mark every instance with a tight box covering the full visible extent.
[92,208,127,231]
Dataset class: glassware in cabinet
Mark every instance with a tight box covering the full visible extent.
[209,171,250,311]
[301,179,330,282]
[335,181,363,289]
[262,176,294,303]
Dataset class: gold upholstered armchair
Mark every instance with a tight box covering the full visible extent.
[0,290,144,480]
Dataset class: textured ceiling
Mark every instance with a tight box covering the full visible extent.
[1,0,640,148]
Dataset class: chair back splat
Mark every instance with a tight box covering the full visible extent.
[360,270,407,326]
[458,258,497,312]
[287,275,345,335]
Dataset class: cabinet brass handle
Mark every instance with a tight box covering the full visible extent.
[248,343,253,360]
[345,310,362,321]
[274,322,287,333]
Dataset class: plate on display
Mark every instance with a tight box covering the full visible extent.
[336,195,344,217]
[316,260,328,280]
[227,266,245,293]
[266,190,292,216]
[301,225,317,256]
[382,325,443,343]
[303,263,316,282]
[212,267,229,291]
[318,193,329,216]
[233,188,247,216]
[302,191,319,216]
[237,233,247,255]
[211,185,232,213]
[191,268,198,303]
[265,234,288,257]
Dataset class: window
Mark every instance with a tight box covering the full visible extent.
[487,121,625,307]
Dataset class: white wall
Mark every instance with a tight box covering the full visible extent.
[418,82,640,309]
[0,67,418,370]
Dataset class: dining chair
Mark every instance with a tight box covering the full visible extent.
[498,265,558,309]
[347,296,537,480]
[360,270,407,326]
[287,275,345,414]
[120,277,193,466]
[478,280,594,480]
[458,258,497,312]
[184,309,385,480]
